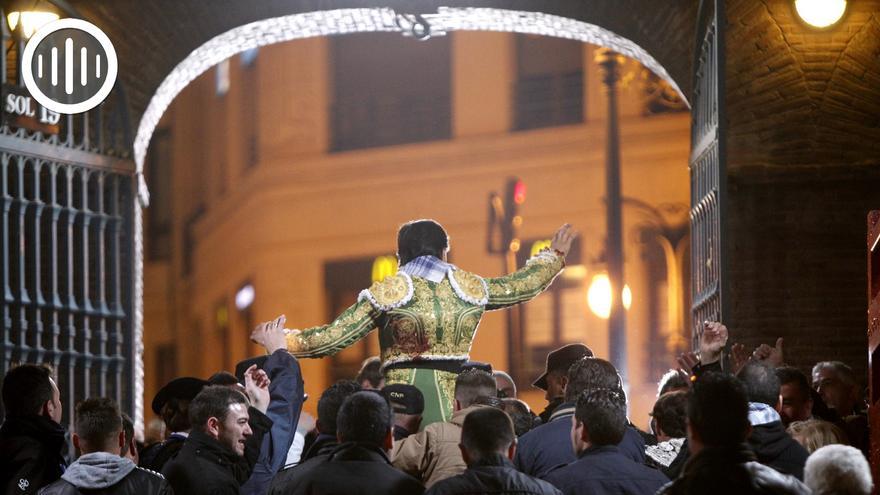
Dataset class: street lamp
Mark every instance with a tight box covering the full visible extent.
[5,1,59,40]
[794,0,847,29]
[587,273,631,320]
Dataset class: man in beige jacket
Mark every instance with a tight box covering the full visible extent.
[391,369,498,488]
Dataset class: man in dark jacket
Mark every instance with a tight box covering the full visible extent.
[268,380,361,493]
[738,362,809,479]
[0,364,67,495]
[515,357,644,478]
[427,407,560,495]
[659,373,808,495]
[545,389,668,494]
[271,391,424,495]
[139,376,208,472]
[163,381,264,494]
[532,344,593,424]
[38,398,170,495]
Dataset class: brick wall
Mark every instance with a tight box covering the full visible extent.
[724,0,880,386]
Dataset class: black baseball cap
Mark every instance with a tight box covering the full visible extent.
[383,384,425,415]
[533,343,593,390]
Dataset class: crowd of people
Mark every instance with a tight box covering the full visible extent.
[0,320,873,495]
[0,220,873,494]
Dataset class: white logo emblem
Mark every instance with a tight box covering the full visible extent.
[21,18,118,115]
[17,478,29,491]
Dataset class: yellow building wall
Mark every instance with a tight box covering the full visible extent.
[143,33,690,431]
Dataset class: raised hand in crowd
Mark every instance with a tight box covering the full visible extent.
[251,315,289,354]
[675,351,699,375]
[699,321,728,364]
[676,321,729,374]
[550,223,578,256]
[244,364,271,413]
[753,337,785,367]
[730,342,750,375]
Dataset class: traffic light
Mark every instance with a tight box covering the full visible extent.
[503,177,525,252]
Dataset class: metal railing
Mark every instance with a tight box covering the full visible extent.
[0,9,137,436]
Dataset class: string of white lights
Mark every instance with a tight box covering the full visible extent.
[129,7,689,433]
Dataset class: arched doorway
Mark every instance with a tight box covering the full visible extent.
[135,6,708,428]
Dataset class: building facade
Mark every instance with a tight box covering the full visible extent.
[142,32,690,426]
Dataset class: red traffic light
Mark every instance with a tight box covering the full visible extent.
[513,180,526,204]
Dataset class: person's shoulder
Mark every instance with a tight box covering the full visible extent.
[514,469,564,494]
[131,465,166,480]
[359,273,414,311]
[542,461,577,485]
[521,417,561,441]
[447,268,488,305]
[423,470,468,495]
[34,478,74,495]
[634,461,671,482]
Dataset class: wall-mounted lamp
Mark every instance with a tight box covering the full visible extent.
[587,273,631,320]
[794,0,847,29]
[6,1,59,40]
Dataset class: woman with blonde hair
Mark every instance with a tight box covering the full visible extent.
[787,418,847,453]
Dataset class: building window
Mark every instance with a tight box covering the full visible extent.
[330,33,451,152]
[154,343,177,392]
[513,237,586,384]
[146,129,172,261]
[241,50,259,169]
[324,257,386,383]
[513,35,584,131]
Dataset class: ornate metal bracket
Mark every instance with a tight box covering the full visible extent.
[394,13,446,40]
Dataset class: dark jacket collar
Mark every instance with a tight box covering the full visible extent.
[467,453,514,469]
[681,443,756,477]
[327,442,391,464]
[303,433,338,460]
[576,444,620,459]
[0,414,66,446]
[549,402,576,422]
[186,430,240,465]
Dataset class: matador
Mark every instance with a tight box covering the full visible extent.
[253,220,576,426]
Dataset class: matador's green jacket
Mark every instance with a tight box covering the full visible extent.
[286,249,564,426]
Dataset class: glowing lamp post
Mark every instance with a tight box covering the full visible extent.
[587,273,632,320]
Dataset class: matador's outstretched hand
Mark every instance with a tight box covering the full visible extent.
[251,314,289,354]
[550,223,578,256]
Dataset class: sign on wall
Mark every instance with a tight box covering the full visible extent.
[2,84,60,134]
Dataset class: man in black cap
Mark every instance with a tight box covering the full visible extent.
[533,343,593,424]
[139,376,209,472]
[384,384,425,440]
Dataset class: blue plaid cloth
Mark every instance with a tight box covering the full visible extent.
[748,402,781,426]
[401,255,450,283]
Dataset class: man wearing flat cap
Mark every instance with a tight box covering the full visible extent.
[384,384,425,441]
[139,376,209,472]
[533,344,593,424]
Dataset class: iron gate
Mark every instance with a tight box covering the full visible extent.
[0,12,137,437]
[689,0,727,350]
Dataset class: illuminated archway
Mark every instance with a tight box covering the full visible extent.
[130,6,689,428]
